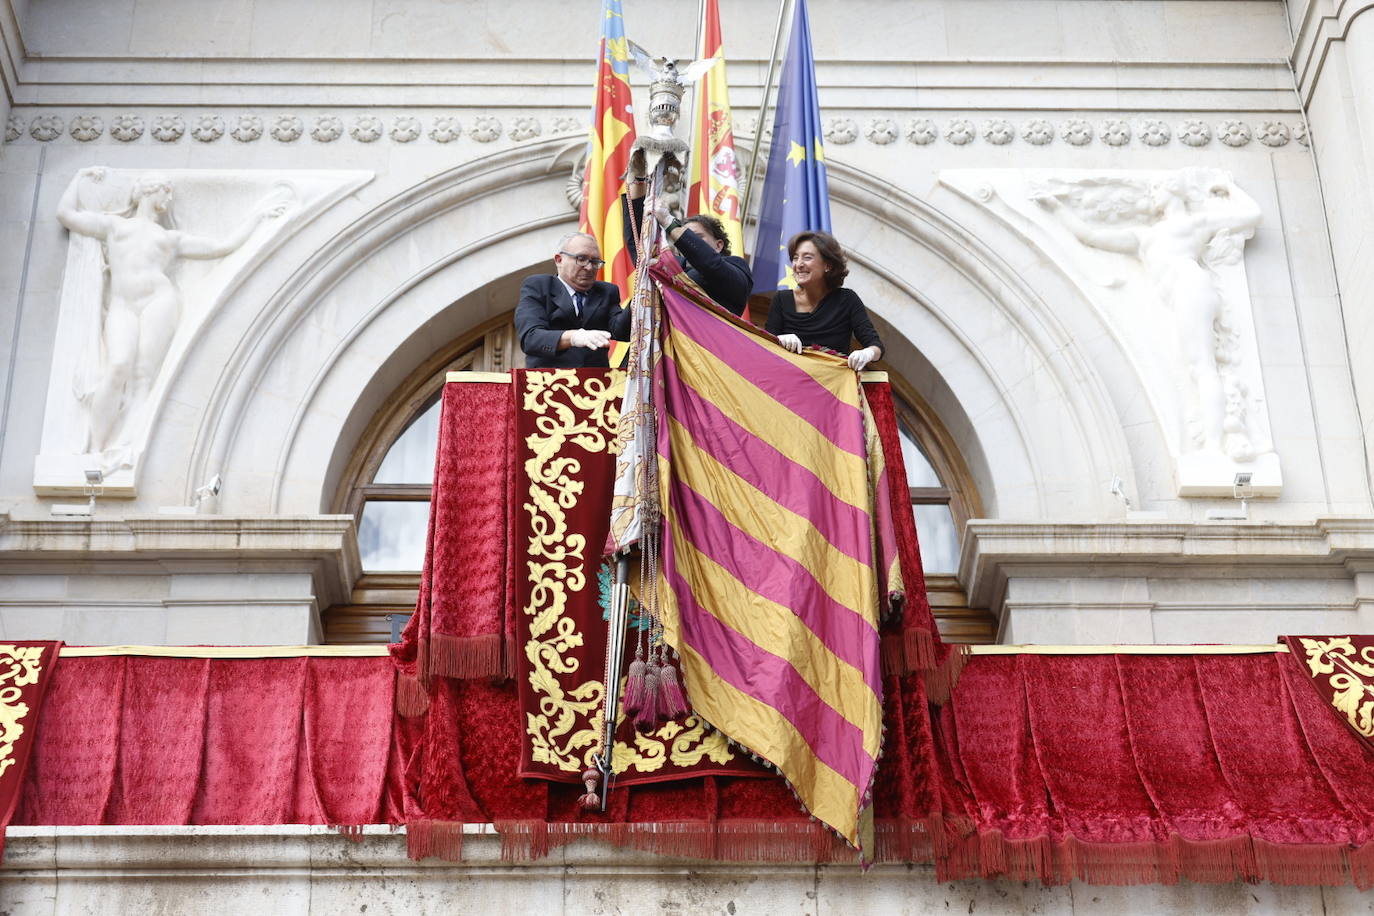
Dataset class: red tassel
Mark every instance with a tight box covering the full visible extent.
[622,649,647,716]
[578,767,601,811]
[635,664,660,731]
[657,661,689,719]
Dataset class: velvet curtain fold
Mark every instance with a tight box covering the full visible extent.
[15,656,404,830]
[934,652,1374,886]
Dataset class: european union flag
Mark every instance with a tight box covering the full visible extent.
[750,0,831,293]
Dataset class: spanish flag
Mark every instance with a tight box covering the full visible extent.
[687,0,745,256]
[579,0,638,300]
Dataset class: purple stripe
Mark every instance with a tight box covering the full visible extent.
[662,528,876,791]
[669,478,882,697]
[661,353,872,565]
[661,285,865,457]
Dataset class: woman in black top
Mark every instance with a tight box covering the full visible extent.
[765,231,883,370]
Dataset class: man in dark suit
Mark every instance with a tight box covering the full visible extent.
[515,232,631,368]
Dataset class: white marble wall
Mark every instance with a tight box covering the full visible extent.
[0,0,1365,647]
[5,826,1368,916]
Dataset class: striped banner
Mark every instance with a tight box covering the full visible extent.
[648,256,885,856]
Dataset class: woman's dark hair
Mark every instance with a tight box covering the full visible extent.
[786,230,848,289]
[684,214,731,255]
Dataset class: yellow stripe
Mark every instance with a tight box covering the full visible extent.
[666,518,882,759]
[679,642,863,845]
[664,414,878,619]
[666,329,868,508]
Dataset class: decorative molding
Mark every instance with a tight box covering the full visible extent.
[390,116,421,143]
[109,114,144,142]
[945,118,975,145]
[150,115,184,143]
[509,116,540,142]
[429,116,461,143]
[1218,120,1252,147]
[28,114,61,141]
[68,114,103,142]
[311,115,342,143]
[1139,119,1171,146]
[1178,119,1212,147]
[1061,118,1093,146]
[271,115,304,143]
[350,115,382,143]
[470,116,501,142]
[982,118,1014,145]
[189,115,223,143]
[906,117,937,145]
[824,116,857,144]
[865,117,898,145]
[2,109,1311,152]
[1101,119,1131,146]
[230,115,262,143]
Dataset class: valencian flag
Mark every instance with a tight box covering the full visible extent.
[645,254,897,856]
[751,0,831,293]
[686,0,745,257]
[579,0,638,299]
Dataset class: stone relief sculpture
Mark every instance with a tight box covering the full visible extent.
[55,168,291,473]
[1031,170,1263,462]
[36,168,373,497]
[939,167,1280,497]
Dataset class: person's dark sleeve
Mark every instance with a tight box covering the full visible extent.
[514,276,564,360]
[673,230,752,316]
[845,290,884,351]
[765,292,786,337]
[604,285,630,341]
[621,194,644,266]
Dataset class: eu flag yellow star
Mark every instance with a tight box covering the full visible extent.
[787,141,807,166]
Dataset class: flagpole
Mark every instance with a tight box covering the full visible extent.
[740,0,791,253]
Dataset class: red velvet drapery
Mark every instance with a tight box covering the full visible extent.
[16,646,1374,885]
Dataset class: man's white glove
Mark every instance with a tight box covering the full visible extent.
[568,328,612,350]
[847,346,880,371]
[777,333,803,354]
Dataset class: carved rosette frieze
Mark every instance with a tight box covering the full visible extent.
[189,115,224,143]
[151,115,184,142]
[230,115,262,143]
[69,115,104,142]
[509,116,541,141]
[390,116,421,143]
[271,115,304,143]
[350,116,383,143]
[29,115,63,142]
[2,110,1313,151]
[470,116,501,142]
[311,116,343,142]
[429,116,461,143]
[110,115,145,142]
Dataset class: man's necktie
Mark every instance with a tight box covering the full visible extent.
[574,291,586,319]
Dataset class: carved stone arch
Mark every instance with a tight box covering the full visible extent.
[156,140,1157,521]
[162,137,585,514]
[822,163,1154,518]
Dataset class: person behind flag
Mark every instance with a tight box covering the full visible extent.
[620,180,752,316]
[750,0,830,295]
[765,230,883,371]
[515,232,631,368]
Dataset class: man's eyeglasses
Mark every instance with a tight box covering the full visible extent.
[559,251,606,269]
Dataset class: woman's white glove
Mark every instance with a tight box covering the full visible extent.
[777,333,803,354]
[847,346,880,371]
[568,328,612,350]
